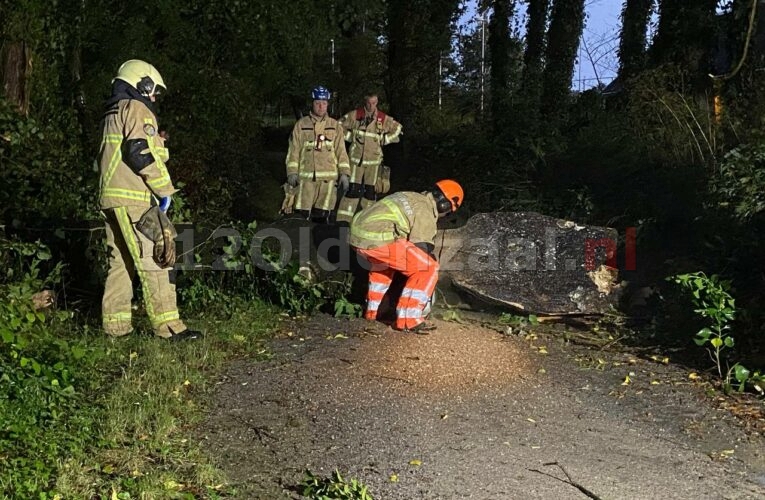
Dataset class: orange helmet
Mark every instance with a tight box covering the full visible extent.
[434,179,464,213]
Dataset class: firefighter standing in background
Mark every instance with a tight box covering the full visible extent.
[98,59,201,341]
[350,180,464,333]
[285,86,350,222]
[336,92,403,224]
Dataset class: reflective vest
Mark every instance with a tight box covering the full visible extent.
[98,99,176,210]
[350,191,438,250]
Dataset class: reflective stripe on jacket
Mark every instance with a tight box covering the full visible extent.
[98,99,177,209]
[350,191,438,250]
[286,114,350,179]
[339,108,402,168]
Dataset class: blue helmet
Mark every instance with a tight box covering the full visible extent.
[311,85,331,100]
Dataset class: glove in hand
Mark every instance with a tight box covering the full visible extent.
[136,206,177,269]
[159,196,172,212]
[287,173,299,187]
[338,173,350,192]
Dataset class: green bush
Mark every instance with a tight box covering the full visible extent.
[711,142,765,221]
[0,236,101,497]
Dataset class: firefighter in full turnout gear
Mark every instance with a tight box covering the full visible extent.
[97,59,201,341]
[336,93,402,224]
[350,180,464,333]
[285,86,350,222]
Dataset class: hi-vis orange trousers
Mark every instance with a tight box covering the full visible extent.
[355,239,438,330]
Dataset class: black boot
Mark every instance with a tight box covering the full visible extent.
[166,329,203,341]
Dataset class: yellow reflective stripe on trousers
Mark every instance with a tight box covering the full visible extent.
[102,188,152,203]
[114,207,157,322]
[103,312,132,322]
[153,310,180,326]
[320,179,334,211]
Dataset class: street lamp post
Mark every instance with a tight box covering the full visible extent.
[480,13,486,114]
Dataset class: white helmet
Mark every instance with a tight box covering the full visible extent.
[114,59,166,97]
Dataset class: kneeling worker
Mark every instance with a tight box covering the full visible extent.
[349,180,464,333]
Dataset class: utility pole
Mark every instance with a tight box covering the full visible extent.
[330,38,335,115]
[438,51,443,110]
[330,38,335,72]
[480,13,486,114]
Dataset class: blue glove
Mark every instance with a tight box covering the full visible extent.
[159,196,172,213]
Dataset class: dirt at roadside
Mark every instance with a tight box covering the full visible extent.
[200,313,765,499]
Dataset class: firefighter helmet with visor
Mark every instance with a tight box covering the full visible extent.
[114,59,166,98]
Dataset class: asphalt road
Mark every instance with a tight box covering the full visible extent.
[201,315,765,499]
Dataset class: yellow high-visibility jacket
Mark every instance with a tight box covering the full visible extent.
[339,108,402,170]
[98,99,176,210]
[350,191,438,250]
[286,113,350,181]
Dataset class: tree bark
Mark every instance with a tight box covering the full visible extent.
[651,0,717,78]
[386,0,460,128]
[518,0,550,131]
[540,0,586,124]
[489,0,515,132]
[617,0,653,80]
[1,41,31,116]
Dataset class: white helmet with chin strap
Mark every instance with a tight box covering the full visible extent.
[113,59,166,97]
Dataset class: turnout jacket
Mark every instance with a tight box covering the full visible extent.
[339,108,402,169]
[350,191,439,250]
[98,99,176,210]
[286,113,350,181]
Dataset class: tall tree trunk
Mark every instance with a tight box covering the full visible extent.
[518,0,550,134]
[386,0,460,129]
[617,0,653,80]
[651,0,717,79]
[520,0,550,89]
[0,42,31,116]
[540,0,586,125]
[489,0,515,133]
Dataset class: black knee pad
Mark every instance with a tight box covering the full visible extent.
[346,183,363,198]
[363,185,377,200]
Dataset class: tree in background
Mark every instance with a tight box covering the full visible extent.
[617,0,654,81]
[650,0,717,83]
[386,0,462,130]
[517,0,550,132]
[330,1,387,114]
[488,0,516,135]
[540,0,586,130]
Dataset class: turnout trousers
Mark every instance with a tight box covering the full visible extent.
[102,206,187,338]
[296,179,338,213]
[336,161,381,223]
[355,239,438,330]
